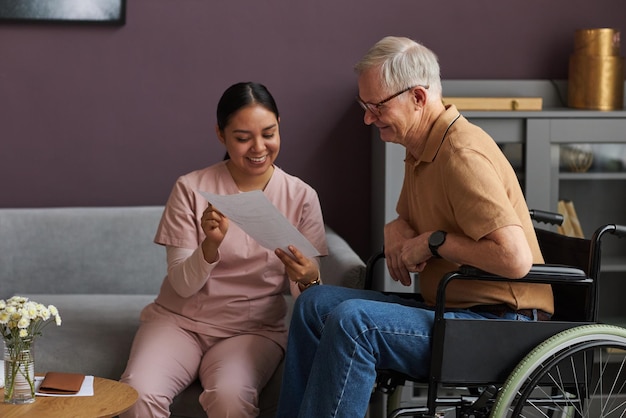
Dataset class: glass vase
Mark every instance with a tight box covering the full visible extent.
[3,339,35,404]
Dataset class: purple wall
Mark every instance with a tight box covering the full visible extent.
[1,0,624,258]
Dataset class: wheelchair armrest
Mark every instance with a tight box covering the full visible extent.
[435,264,591,321]
[459,264,587,280]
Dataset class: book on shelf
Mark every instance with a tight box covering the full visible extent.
[556,199,585,238]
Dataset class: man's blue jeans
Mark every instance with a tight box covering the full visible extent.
[275,285,532,418]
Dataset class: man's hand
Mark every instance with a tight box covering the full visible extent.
[384,218,417,286]
[400,234,430,273]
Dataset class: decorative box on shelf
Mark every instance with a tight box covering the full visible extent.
[442,96,543,111]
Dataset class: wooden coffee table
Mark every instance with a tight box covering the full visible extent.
[0,376,138,418]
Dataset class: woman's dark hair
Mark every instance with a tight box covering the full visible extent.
[216,82,279,132]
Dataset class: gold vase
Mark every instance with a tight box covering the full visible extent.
[574,28,621,56]
[568,28,625,110]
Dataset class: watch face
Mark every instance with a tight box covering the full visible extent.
[430,230,446,246]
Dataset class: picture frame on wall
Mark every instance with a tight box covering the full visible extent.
[0,0,126,25]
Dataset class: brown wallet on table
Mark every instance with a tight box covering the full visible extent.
[39,372,85,394]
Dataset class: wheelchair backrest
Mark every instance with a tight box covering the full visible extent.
[535,227,593,322]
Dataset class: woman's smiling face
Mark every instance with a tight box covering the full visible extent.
[218,104,280,180]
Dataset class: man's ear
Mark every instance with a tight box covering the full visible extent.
[412,86,428,107]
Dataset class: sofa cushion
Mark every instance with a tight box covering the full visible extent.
[0,207,166,298]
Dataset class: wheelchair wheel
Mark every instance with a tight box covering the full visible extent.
[490,324,626,418]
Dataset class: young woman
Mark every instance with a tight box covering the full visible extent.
[120,82,328,418]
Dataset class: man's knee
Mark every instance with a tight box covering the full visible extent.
[292,284,326,318]
[333,298,368,318]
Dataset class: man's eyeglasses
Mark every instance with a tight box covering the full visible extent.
[356,85,429,116]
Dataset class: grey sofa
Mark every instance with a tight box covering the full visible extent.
[0,206,365,418]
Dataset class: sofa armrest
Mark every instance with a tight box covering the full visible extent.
[321,225,365,289]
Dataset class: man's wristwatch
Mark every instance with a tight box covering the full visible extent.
[428,230,447,258]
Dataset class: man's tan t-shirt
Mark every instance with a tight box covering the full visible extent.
[397,105,553,313]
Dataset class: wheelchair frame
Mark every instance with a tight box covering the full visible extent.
[366,211,626,418]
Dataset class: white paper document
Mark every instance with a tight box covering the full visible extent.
[35,375,94,397]
[199,190,321,258]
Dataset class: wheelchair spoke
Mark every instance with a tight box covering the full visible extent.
[596,349,626,417]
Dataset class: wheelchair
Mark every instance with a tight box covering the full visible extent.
[365,209,626,417]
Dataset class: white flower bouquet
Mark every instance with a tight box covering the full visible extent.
[1,296,62,403]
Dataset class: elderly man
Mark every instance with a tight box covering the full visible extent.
[275,36,553,418]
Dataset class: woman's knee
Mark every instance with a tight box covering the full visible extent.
[120,363,187,418]
[199,380,259,417]
[119,381,172,418]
